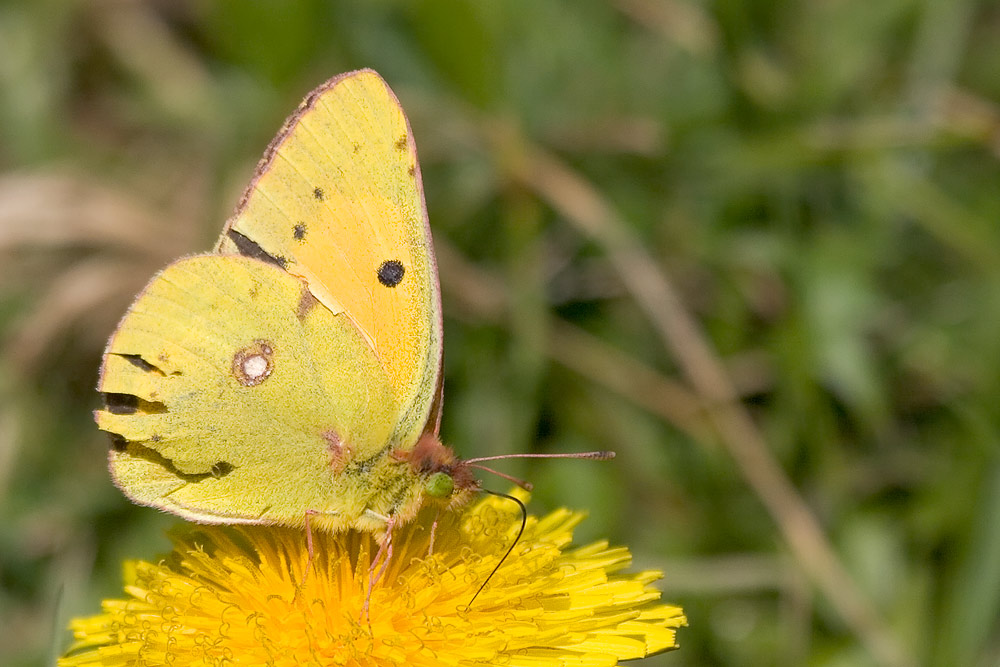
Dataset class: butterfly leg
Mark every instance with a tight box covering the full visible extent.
[361,513,396,625]
[299,509,318,590]
[427,509,442,556]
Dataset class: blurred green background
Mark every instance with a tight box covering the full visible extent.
[2,1,999,665]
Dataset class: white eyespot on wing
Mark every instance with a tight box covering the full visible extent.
[232,340,274,387]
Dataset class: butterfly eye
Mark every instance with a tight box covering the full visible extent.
[424,471,454,498]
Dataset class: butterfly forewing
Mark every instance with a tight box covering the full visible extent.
[217,70,442,450]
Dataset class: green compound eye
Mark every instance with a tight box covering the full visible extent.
[425,471,455,498]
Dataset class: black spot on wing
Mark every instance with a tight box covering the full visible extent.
[103,393,137,415]
[313,187,324,201]
[395,135,408,151]
[226,230,288,269]
[120,354,159,373]
[110,439,236,483]
[293,223,307,241]
[377,260,405,287]
[102,393,167,415]
[211,461,234,478]
[109,434,127,452]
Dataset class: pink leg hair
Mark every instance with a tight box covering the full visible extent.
[362,516,396,623]
[428,509,441,555]
[301,510,318,588]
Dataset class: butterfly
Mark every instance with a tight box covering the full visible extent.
[96,69,611,546]
[95,69,480,540]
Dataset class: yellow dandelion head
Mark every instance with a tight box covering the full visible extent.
[61,493,686,666]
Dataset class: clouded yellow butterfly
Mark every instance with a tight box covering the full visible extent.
[96,70,475,537]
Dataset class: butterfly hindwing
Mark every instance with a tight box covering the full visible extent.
[97,255,401,529]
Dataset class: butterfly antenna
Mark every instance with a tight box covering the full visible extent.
[468,489,527,607]
[465,463,534,491]
[464,451,615,464]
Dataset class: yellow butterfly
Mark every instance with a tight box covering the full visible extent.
[96,70,475,539]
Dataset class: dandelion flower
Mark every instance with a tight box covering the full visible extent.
[61,493,686,666]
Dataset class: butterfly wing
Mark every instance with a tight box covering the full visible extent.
[97,255,405,529]
[97,71,446,530]
[216,69,443,451]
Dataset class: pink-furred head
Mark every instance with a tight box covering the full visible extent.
[396,433,479,511]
